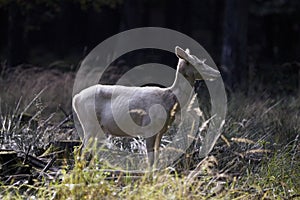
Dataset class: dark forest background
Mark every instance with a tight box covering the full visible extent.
[0,0,300,94]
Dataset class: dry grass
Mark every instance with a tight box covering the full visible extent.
[0,65,299,199]
[0,64,75,121]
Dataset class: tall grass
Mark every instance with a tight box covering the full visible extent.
[0,66,299,199]
[0,65,75,121]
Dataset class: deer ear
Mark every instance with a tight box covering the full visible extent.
[200,58,207,64]
[175,46,189,60]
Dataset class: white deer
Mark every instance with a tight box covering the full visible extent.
[72,46,220,166]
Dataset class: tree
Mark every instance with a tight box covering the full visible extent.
[7,1,27,67]
[221,0,249,91]
[2,0,122,67]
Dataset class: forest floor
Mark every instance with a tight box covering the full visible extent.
[0,66,299,199]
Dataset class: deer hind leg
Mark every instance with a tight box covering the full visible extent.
[72,94,106,149]
[146,134,156,167]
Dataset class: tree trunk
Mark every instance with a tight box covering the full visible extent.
[118,0,147,66]
[7,2,27,67]
[221,0,249,91]
[119,0,146,31]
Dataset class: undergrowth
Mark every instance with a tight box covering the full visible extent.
[0,67,299,199]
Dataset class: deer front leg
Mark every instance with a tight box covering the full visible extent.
[154,131,164,162]
[146,131,164,168]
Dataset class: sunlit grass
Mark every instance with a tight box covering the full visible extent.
[0,68,299,199]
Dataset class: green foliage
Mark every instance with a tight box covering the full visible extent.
[251,0,300,15]
[0,0,123,11]
[76,0,123,11]
[0,0,123,34]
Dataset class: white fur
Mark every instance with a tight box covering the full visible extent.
[72,46,220,166]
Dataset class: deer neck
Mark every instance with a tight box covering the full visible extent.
[169,68,195,108]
